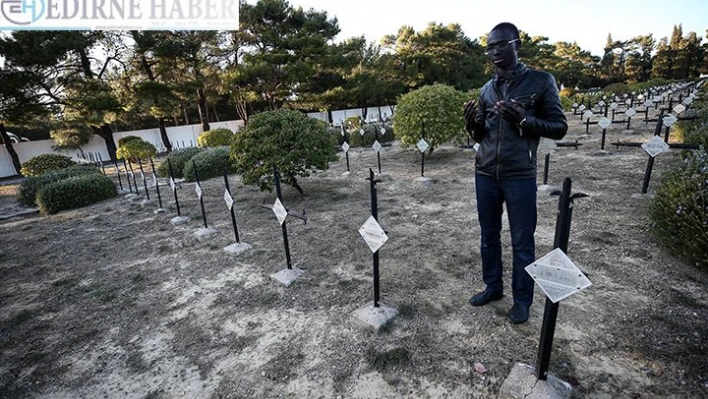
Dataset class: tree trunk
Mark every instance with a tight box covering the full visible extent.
[92,124,117,161]
[183,105,190,125]
[196,88,210,132]
[326,109,333,124]
[157,118,172,153]
[213,103,220,122]
[0,123,22,175]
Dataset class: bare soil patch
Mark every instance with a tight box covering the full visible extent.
[1,111,707,399]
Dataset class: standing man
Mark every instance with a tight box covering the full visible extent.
[463,22,567,324]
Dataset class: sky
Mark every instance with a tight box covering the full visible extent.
[275,0,707,57]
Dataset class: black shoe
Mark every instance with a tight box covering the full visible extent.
[507,303,530,324]
[469,290,503,306]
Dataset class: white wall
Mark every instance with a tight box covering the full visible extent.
[0,120,244,178]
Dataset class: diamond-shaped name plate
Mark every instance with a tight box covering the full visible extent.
[644,100,653,108]
[598,101,605,107]
[195,183,203,199]
[625,108,636,117]
[683,97,692,105]
[598,117,611,130]
[673,104,686,114]
[525,248,592,303]
[578,104,586,111]
[342,142,350,153]
[224,189,234,210]
[372,140,382,152]
[359,128,365,136]
[417,139,429,153]
[380,127,386,135]
[642,136,670,157]
[169,177,176,192]
[273,198,288,225]
[359,215,388,253]
[663,114,677,127]
[583,110,593,119]
[610,102,618,110]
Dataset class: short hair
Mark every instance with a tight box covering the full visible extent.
[491,22,520,40]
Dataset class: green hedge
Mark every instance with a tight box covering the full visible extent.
[156,147,204,178]
[649,148,708,270]
[36,173,117,215]
[340,123,395,147]
[116,137,157,163]
[17,165,101,207]
[183,146,235,182]
[197,127,234,147]
[20,154,76,177]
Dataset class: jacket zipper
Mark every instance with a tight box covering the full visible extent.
[492,83,504,179]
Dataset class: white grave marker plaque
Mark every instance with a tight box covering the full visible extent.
[473,143,480,152]
[169,177,176,192]
[598,117,611,130]
[578,104,586,112]
[417,139,429,154]
[372,140,382,153]
[380,127,386,135]
[359,215,388,253]
[642,136,670,158]
[625,108,636,117]
[525,248,592,303]
[673,104,685,114]
[273,198,288,225]
[572,103,578,108]
[683,97,692,105]
[583,110,593,119]
[598,100,606,107]
[610,102,618,110]
[342,142,350,153]
[359,128,365,136]
[195,183,203,199]
[152,173,158,188]
[224,189,234,211]
[663,114,677,127]
[644,100,652,108]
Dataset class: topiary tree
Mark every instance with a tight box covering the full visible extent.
[118,135,143,147]
[183,147,236,182]
[197,127,234,148]
[393,84,469,156]
[231,109,337,195]
[116,137,157,163]
[20,154,76,177]
[156,147,204,178]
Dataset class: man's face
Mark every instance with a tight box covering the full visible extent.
[486,28,519,71]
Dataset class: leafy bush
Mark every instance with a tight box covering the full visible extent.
[117,135,143,147]
[36,173,117,215]
[197,127,234,148]
[343,123,395,147]
[560,95,574,112]
[116,137,157,163]
[156,147,205,178]
[231,109,337,194]
[17,165,101,206]
[559,87,577,97]
[183,146,236,182]
[20,154,76,177]
[392,84,468,155]
[649,148,708,270]
[603,83,631,96]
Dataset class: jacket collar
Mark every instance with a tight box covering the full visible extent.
[494,62,528,84]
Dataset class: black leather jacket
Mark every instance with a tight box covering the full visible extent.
[467,63,567,179]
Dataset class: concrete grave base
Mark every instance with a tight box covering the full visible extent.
[194,227,218,240]
[271,267,305,287]
[341,171,351,177]
[153,208,166,214]
[414,176,432,186]
[170,216,191,225]
[593,150,611,156]
[498,363,571,399]
[224,242,252,255]
[352,302,399,330]
[537,184,557,192]
[140,199,153,207]
[124,193,139,200]
[621,130,635,134]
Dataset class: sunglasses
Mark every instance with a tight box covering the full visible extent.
[485,39,519,55]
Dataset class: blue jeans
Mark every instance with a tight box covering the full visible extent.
[475,174,537,307]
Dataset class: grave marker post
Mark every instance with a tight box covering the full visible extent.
[127,161,139,195]
[534,178,589,381]
[641,115,668,194]
[113,159,124,191]
[97,153,106,175]
[137,158,150,200]
[122,159,133,193]
[150,158,163,209]
[369,168,382,306]
[192,160,208,228]
[167,158,181,216]
[223,167,240,243]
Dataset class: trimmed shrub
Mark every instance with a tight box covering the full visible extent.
[183,146,236,182]
[116,137,157,163]
[36,173,117,215]
[156,147,204,178]
[343,123,395,147]
[20,154,76,177]
[649,148,708,270]
[117,135,143,147]
[393,84,469,155]
[231,109,337,194]
[17,165,101,207]
[198,127,234,148]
